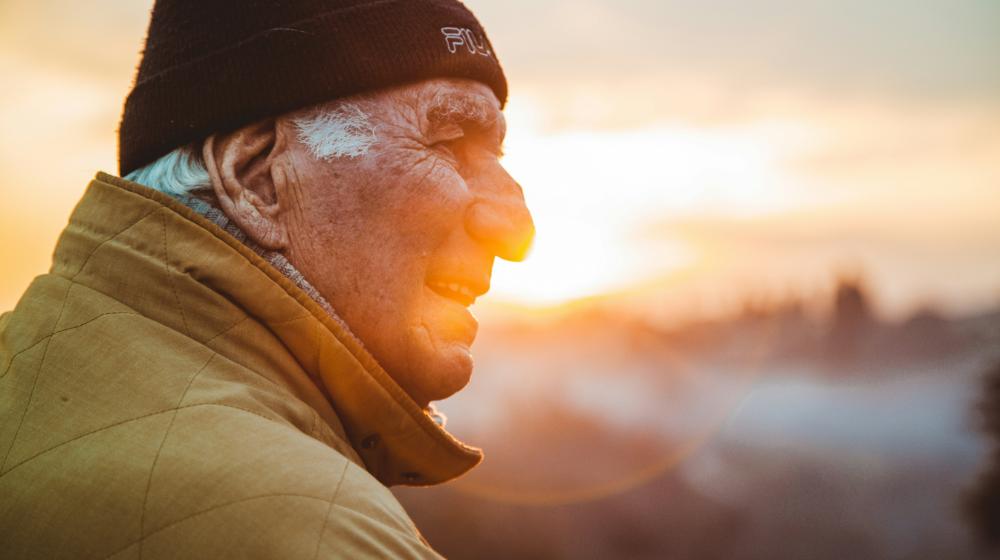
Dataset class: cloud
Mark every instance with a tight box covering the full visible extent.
[470,0,1000,125]
[476,0,1000,95]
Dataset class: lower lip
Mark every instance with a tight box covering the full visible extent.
[424,285,479,342]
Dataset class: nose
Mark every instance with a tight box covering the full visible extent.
[464,173,534,262]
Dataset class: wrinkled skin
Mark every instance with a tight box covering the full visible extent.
[202,78,534,407]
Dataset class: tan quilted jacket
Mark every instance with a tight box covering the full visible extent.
[0,173,482,559]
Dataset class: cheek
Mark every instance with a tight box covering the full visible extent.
[368,149,471,240]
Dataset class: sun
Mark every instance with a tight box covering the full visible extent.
[484,95,810,308]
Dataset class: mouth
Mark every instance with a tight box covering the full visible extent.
[426,279,485,307]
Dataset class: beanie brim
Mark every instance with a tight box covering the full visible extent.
[119,0,507,175]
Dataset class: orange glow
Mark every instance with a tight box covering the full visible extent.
[4,1,1000,557]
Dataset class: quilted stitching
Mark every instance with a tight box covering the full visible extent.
[1,207,164,471]
[0,281,71,471]
[101,493,334,560]
[160,211,192,337]
[0,409,175,477]
[0,303,135,382]
[0,402,300,482]
[137,352,217,559]
[312,461,351,560]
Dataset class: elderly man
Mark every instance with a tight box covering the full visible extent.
[0,1,532,558]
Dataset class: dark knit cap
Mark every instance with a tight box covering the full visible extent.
[118,0,507,175]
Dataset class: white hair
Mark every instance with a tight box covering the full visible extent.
[125,104,376,197]
[293,104,377,161]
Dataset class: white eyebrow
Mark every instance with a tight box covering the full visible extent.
[427,93,500,131]
[292,104,378,160]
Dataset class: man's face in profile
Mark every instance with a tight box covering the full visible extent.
[276,78,533,407]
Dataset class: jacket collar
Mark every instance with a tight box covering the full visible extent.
[54,172,482,485]
[174,194,344,325]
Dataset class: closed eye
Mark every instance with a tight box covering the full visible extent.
[427,124,504,164]
[431,137,462,163]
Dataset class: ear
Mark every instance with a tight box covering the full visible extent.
[203,119,290,250]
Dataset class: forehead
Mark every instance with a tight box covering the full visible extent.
[378,78,505,135]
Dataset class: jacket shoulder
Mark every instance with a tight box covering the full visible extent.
[1,390,436,559]
[2,274,437,559]
[132,408,441,559]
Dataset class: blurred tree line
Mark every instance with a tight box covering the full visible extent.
[965,360,1000,550]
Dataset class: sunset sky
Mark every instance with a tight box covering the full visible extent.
[1,0,998,320]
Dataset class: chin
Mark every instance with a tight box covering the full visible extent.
[405,339,475,406]
[397,292,479,405]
